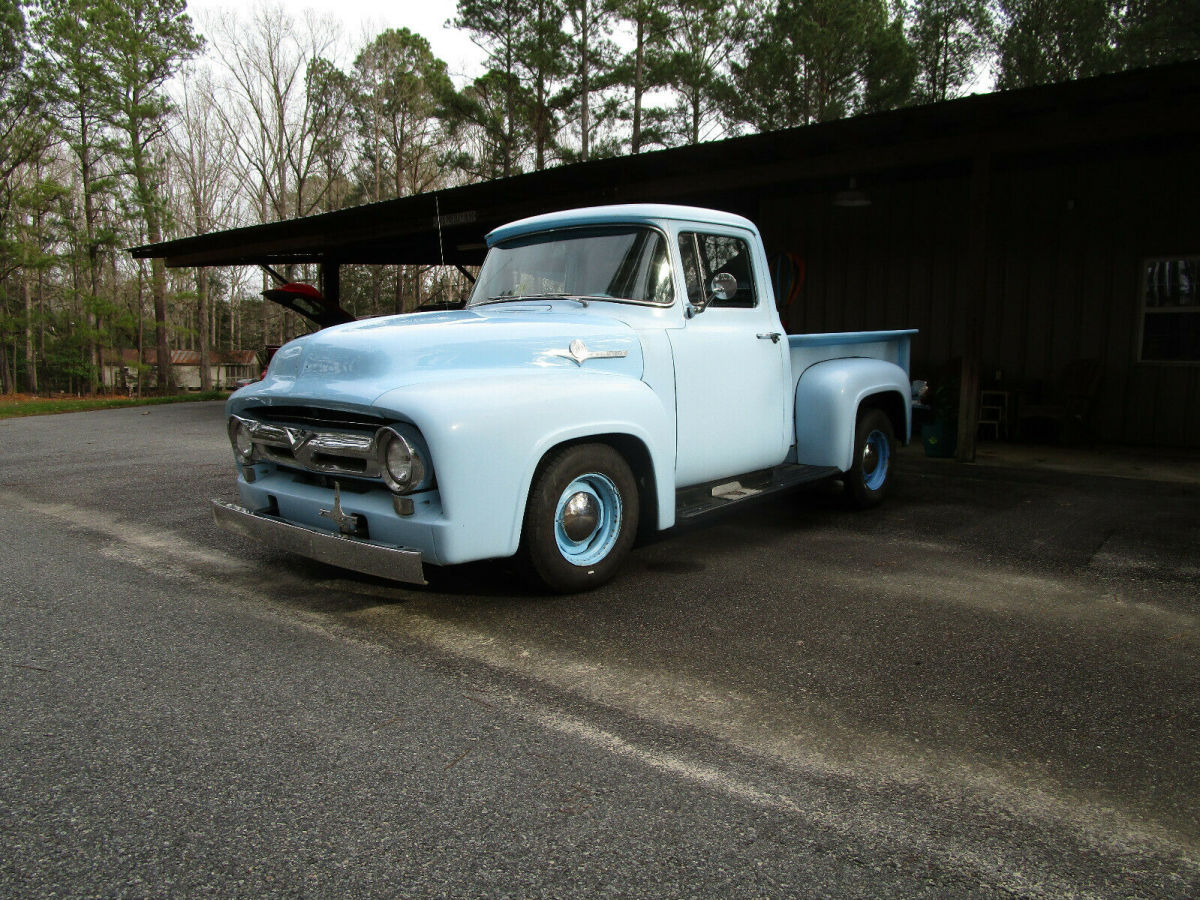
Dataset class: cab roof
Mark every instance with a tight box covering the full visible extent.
[486,204,758,247]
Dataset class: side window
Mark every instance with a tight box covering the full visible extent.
[677,232,757,308]
[678,233,705,305]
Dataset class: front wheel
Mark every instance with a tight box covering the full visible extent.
[845,407,895,509]
[519,443,639,593]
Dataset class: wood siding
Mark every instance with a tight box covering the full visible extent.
[757,142,1200,447]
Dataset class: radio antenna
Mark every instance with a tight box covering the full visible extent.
[435,195,446,270]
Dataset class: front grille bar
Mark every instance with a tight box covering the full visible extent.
[235,415,381,479]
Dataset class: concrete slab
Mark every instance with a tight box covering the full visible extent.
[904,439,1200,485]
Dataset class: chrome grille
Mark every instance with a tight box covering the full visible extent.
[234,415,381,479]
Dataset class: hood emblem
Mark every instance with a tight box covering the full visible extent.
[556,339,629,366]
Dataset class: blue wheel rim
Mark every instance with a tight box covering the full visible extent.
[862,429,890,491]
[554,473,622,566]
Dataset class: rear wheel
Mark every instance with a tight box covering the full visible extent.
[845,407,895,508]
[519,443,639,593]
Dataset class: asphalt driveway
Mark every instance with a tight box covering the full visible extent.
[1,401,1197,897]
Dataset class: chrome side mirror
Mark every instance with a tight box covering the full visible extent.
[710,272,738,303]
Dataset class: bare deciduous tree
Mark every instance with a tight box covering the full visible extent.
[170,65,239,390]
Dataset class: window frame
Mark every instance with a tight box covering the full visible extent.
[468,223,678,309]
[676,230,760,310]
[1137,255,1200,366]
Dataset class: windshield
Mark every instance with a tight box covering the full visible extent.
[468,225,675,307]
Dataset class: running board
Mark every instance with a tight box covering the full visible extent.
[675,464,841,520]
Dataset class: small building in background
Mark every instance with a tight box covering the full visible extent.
[102,349,258,392]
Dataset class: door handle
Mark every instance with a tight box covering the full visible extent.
[757,332,782,343]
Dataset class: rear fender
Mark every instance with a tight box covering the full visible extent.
[794,358,911,471]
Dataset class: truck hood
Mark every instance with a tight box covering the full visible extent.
[233,304,644,410]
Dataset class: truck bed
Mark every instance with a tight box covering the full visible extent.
[788,330,918,388]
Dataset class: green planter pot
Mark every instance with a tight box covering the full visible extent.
[921,422,958,458]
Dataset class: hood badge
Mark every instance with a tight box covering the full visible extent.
[556,339,628,366]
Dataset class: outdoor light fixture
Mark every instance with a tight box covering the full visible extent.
[833,177,871,208]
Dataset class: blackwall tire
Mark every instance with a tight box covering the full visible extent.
[845,407,895,509]
[519,443,639,593]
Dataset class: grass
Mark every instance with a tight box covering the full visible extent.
[0,391,229,419]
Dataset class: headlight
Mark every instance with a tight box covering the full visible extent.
[228,417,254,463]
[376,427,426,493]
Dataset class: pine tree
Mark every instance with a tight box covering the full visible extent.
[353,29,453,201]
[660,0,744,145]
[98,0,202,394]
[454,0,533,175]
[31,0,115,392]
[560,0,619,161]
[731,0,907,130]
[520,0,568,169]
[610,0,673,152]
[995,0,1118,89]
[1116,0,1200,69]
[909,0,991,104]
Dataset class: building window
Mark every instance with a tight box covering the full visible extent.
[1140,257,1200,363]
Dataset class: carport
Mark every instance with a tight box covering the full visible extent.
[131,60,1200,455]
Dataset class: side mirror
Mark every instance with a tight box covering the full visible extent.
[710,272,738,303]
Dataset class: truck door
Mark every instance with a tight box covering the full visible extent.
[669,229,791,487]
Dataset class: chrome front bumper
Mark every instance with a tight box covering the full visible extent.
[211,499,427,585]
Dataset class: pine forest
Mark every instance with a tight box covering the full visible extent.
[0,0,1195,395]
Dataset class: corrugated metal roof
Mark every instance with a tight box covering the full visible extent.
[129,60,1200,270]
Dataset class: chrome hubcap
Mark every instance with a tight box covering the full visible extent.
[862,429,890,491]
[863,442,878,475]
[561,490,600,542]
[554,473,622,566]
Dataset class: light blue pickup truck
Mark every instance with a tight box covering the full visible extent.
[214,204,915,592]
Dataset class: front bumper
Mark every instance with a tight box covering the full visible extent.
[212,499,427,584]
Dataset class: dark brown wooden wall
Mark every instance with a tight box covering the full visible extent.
[756,142,1200,447]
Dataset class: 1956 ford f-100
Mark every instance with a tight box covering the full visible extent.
[213,204,916,592]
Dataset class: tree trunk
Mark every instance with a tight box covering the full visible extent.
[135,264,145,398]
[23,275,35,393]
[0,326,11,393]
[0,338,12,394]
[580,2,591,161]
[81,130,102,395]
[37,266,46,394]
[632,17,644,153]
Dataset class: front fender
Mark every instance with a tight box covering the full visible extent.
[374,371,675,565]
[794,358,911,471]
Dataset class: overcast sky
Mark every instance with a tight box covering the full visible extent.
[184,0,487,83]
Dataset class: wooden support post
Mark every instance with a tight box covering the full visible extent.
[321,262,340,304]
[956,150,991,462]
